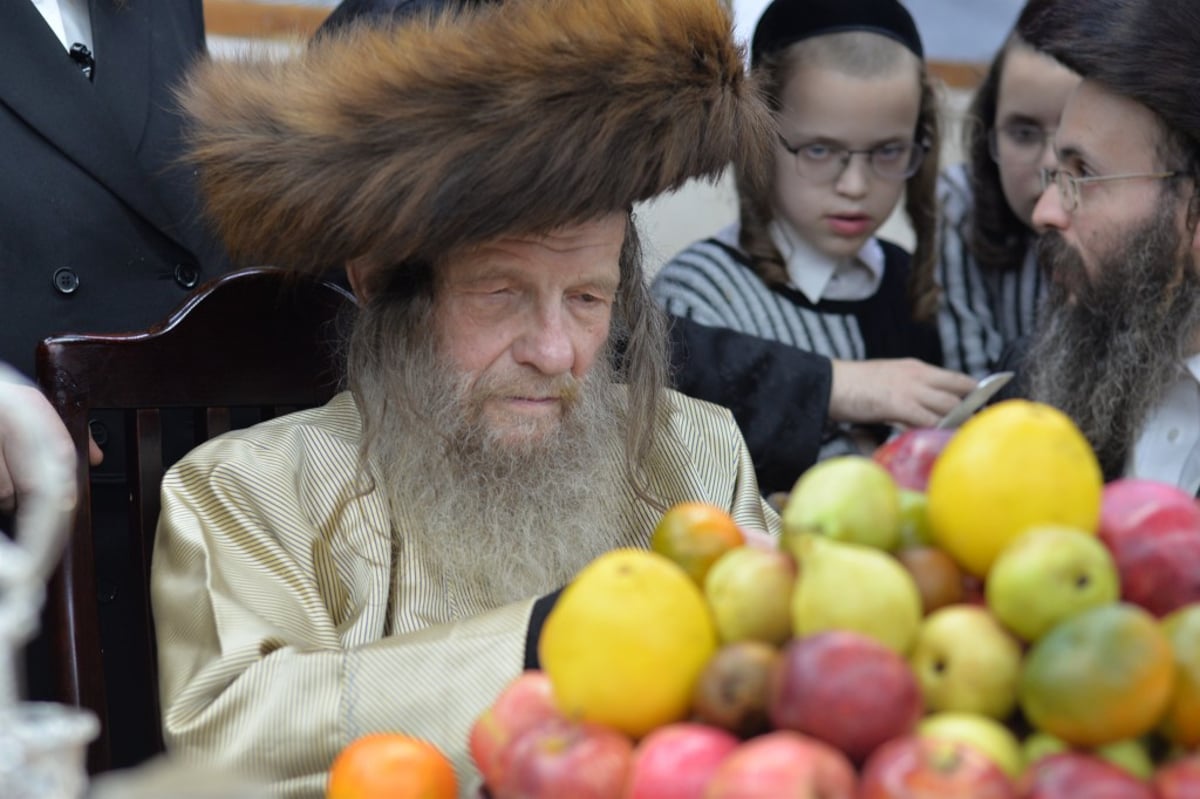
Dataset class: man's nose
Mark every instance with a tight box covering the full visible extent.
[1031,179,1069,234]
[512,306,574,376]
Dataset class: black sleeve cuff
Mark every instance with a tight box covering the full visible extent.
[523,587,564,670]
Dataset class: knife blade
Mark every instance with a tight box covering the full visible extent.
[934,371,1015,430]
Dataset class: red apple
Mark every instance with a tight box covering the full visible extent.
[469,670,560,788]
[1019,752,1154,799]
[873,429,955,492]
[1156,754,1200,799]
[493,717,633,799]
[858,736,1016,798]
[768,631,923,763]
[1098,478,1200,616]
[624,722,738,799]
[704,730,856,798]
[895,546,964,613]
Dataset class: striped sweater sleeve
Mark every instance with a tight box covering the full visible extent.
[651,238,777,335]
[934,165,1006,378]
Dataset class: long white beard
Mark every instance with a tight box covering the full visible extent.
[361,339,631,610]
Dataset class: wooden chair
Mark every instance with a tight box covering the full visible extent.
[35,265,356,774]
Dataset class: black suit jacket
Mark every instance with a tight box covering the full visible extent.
[2,1,232,769]
[0,0,230,377]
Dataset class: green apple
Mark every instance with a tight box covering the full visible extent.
[782,456,901,551]
[1161,604,1200,748]
[909,605,1022,719]
[896,489,935,548]
[1022,731,1068,771]
[1093,738,1154,780]
[1022,731,1154,780]
[986,524,1119,642]
[918,712,1024,779]
[704,546,796,646]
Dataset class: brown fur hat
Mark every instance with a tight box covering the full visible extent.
[179,0,772,272]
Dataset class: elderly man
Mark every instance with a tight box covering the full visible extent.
[150,0,775,794]
[1012,0,1200,492]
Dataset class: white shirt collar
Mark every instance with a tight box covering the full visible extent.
[28,0,93,54]
[768,217,885,304]
[1128,353,1200,496]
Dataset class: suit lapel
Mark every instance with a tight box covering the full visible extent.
[91,0,152,151]
[0,1,188,250]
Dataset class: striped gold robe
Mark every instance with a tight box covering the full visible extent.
[151,390,778,797]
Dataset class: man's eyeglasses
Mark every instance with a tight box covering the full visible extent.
[989,122,1054,166]
[777,135,927,183]
[1039,167,1180,213]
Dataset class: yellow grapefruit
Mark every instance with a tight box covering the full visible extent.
[538,548,717,738]
[926,400,1102,577]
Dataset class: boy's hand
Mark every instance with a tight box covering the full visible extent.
[829,358,977,430]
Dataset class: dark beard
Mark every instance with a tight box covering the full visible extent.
[1025,204,1200,480]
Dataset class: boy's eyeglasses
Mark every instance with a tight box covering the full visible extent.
[1039,167,1180,213]
[989,122,1055,166]
[777,135,927,182]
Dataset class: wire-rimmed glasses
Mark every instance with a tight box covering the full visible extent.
[1039,167,1181,213]
[777,135,927,182]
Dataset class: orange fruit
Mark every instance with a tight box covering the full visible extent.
[327,733,457,799]
[927,400,1102,577]
[651,501,745,586]
[1019,603,1174,747]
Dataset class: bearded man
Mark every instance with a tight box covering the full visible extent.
[1015,0,1200,492]
[149,0,775,795]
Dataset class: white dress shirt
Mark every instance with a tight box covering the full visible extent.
[1129,354,1200,496]
[768,217,885,304]
[28,0,93,54]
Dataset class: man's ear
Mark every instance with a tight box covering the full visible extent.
[344,257,373,303]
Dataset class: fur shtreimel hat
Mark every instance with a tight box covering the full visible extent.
[1019,0,1200,153]
[180,0,772,273]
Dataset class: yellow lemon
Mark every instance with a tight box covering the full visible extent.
[538,548,717,738]
[927,400,1102,577]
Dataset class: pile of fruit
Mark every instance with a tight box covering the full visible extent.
[468,400,1200,798]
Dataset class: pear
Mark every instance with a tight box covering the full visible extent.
[788,534,922,654]
[782,456,901,551]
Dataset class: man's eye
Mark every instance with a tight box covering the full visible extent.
[799,143,835,161]
[1060,163,1088,179]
